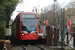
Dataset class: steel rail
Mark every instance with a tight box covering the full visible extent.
[36,44,46,50]
[21,44,27,50]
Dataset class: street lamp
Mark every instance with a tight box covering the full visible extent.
[54,0,57,27]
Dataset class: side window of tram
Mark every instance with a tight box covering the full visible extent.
[17,17,20,30]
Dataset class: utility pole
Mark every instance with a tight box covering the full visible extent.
[61,8,65,50]
[54,0,57,27]
[61,9,63,50]
[63,8,65,50]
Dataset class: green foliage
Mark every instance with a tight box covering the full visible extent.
[0,0,18,21]
[0,21,5,38]
[0,0,18,38]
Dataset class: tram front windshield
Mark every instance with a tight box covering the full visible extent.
[21,14,36,31]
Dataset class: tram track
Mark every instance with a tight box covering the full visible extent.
[21,44,27,50]
[10,39,53,50]
[36,44,46,50]
[21,44,46,50]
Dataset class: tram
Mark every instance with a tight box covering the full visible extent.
[11,12,39,40]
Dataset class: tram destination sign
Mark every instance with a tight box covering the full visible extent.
[21,14,36,18]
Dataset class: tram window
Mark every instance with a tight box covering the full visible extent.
[17,17,20,30]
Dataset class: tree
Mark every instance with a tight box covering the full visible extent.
[0,0,18,38]
[41,2,61,26]
[65,0,75,24]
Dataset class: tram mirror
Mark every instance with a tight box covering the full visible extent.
[37,17,39,19]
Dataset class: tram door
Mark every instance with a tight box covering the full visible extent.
[16,17,20,39]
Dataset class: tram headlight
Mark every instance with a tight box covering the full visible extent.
[22,32,25,36]
[22,34,24,36]
[34,32,37,36]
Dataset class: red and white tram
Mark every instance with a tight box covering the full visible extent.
[11,12,39,40]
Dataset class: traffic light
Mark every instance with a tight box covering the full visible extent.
[6,24,9,28]
[7,10,10,20]
[6,10,10,28]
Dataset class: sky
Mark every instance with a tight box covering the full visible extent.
[16,0,71,12]
[11,0,71,20]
